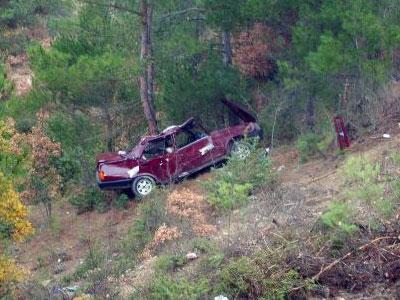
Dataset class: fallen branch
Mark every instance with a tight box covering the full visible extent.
[291,236,397,293]
[312,236,397,282]
[304,170,336,185]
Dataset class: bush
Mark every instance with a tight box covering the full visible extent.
[69,187,108,214]
[155,254,188,273]
[53,148,84,187]
[321,202,357,246]
[145,275,209,300]
[0,63,13,100]
[73,241,105,280]
[218,254,309,299]
[206,181,253,211]
[342,155,381,185]
[296,133,321,162]
[120,190,167,258]
[342,155,396,218]
[114,193,130,210]
[192,238,225,273]
[203,144,275,211]
[220,257,264,298]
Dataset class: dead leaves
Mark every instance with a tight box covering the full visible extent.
[167,188,216,237]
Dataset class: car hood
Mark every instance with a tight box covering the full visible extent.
[222,98,257,123]
[96,152,125,163]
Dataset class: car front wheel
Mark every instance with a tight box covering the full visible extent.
[230,140,251,160]
[132,176,155,197]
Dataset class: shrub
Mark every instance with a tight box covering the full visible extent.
[155,254,188,273]
[114,193,130,210]
[69,187,108,214]
[348,182,385,205]
[320,201,357,250]
[296,133,321,162]
[0,63,13,100]
[342,155,396,218]
[193,238,225,273]
[120,190,167,258]
[145,275,209,300]
[206,181,253,211]
[342,155,380,185]
[0,256,24,296]
[203,144,275,211]
[262,270,309,300]
[53,148,84,185]
[218,254,310,299]
[390,152,400,167]
[219,257,264,298]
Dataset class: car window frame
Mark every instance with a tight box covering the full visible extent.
[173,129,208,151]
[141,135,173,160]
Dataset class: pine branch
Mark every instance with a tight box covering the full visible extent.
[159,7,205,21]
[77,0,142,16]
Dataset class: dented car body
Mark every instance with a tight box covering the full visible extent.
[96,99,262,196]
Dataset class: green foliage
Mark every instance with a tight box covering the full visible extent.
[389,152,400,167]
[0,64,13,100]
[120,190,167,258]
[0,0,66,56]
[155,254,188,273]
[342,155,381,185]
[114,193,130,210]
[206,180,253,211]
[341,155,397,217]
[348,183,385,206]
[193,238,225,273]
[220,256,263,297]
[262,270,310,300]
[69,187,108,214]
[158,53,249,129]
[146,275,209,300]
[72,240,105,280]
[296,133,321,162]
[46,112,99,151]
[321,202,357,235]
[219,256,306,299]
[203,144,275,211]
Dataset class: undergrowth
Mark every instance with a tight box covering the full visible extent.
[203,142,276,211]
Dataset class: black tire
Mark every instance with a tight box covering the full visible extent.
[132,176,155,198]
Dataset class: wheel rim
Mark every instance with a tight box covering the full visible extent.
[232,142,251,160]
[136,178,153,196]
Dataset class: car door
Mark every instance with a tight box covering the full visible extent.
[174,130,210,176]
[139,136,177,183]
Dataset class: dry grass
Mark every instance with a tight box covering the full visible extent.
[167,187,216,237]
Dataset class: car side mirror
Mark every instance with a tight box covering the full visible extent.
[166,147,174,154]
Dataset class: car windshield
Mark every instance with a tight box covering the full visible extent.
[129,144,144,158]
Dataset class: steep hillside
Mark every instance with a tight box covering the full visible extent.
[12,124,400,299]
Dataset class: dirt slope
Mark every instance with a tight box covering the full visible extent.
[14,124,400,298]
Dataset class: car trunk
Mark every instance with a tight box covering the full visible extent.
[221,98,257,123]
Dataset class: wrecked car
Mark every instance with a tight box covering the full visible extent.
[96,99,262,197]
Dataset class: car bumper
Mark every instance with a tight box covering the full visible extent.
[96,172,132,189]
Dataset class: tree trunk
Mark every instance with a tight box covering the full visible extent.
[222,31,237,126]
[306,95,315,131]
[140,0,158,135]
[222,31,233,66]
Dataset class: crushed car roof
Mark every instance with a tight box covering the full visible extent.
[139,99,256,144]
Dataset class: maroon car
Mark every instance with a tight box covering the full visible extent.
[96,99,262,197]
